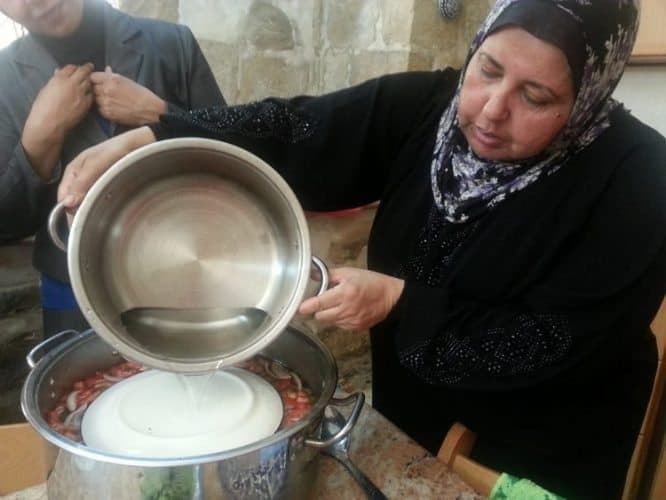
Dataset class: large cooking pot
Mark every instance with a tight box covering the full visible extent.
[22,328,364,500]
[47,138,328,372]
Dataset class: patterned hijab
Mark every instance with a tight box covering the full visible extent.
[431,0,640,223]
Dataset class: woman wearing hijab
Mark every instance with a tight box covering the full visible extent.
[0,0,224,337]
[59,0,665,497]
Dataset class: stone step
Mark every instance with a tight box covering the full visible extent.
[0,308,41,344]
[0,241,40,316]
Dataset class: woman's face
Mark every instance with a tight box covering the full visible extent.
[458,27,575,162]
[0,0,84,37]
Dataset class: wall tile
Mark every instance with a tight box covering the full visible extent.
[238,54,311,101]
[379,0,413,48]
[245,2,295,51]
[180,0,253,43]
[318,50,352,93]
[119,0,178,22]
[325,0,380,49]
[198,40,241,104]
[349,50,410,85]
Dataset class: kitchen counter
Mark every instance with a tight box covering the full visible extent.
[1,233,479,499]
[1,403,480,500]
[314,403,481,499]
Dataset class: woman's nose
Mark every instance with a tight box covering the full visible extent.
[482,92,510,122]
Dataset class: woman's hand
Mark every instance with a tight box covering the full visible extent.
[299,267,404,331]
[22,63,95,180]
[91,66,167,126]
[57,126,157,210]
[28,63,94,134]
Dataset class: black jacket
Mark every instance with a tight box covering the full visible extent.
[0,2,225,281]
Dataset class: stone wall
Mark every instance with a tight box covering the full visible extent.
[0,243,41,423]
[120,0,491,103]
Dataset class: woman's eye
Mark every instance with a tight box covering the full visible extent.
[523,92,549,108]
[480,65,499,79]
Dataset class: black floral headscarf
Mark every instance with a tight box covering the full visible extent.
[431,0,640,223]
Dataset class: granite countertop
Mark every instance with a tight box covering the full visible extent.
[1,403,480,500]
[314,403,481,499]
[1,240,481,499]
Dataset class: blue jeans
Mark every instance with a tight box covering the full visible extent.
[40,274,89,337]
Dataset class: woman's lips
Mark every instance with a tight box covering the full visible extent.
[471,125,503,148]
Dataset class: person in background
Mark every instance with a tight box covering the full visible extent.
[0,0,225,337]
[58,0,665,498]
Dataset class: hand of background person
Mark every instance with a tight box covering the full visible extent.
[57,126,157,210]
[27,63,95,133]
[298,267,404,331]
[91,66,167,126]
[22,63,95,179]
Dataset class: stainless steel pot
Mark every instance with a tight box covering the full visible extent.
[48,138,328,373]
[22,328,363,500]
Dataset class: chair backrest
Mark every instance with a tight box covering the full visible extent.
[625,297,666,499]
[438,296,666,500]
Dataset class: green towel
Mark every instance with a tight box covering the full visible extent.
[490,473,566,500]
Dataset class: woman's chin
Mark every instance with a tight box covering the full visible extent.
[469,143,511,162]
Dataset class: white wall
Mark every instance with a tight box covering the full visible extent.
[614,65,666,137]
[0,14,22,49]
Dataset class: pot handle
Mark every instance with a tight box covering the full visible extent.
[311,256,329,296]
[47,201,68,252]
[26,329,81,368]
[304,391,365,449]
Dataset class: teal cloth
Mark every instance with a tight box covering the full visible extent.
[490,473,566,500]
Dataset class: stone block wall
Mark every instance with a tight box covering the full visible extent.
[121,0,492,103]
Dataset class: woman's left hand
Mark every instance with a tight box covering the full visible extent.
[299,267,404,331]
[57,126,157,210]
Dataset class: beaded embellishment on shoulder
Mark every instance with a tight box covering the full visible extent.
[175,99,317,144]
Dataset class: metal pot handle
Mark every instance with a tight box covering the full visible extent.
[47,201,68,252]
[26,329,81,368]
[310,256,329,296]
[304,391,365,449]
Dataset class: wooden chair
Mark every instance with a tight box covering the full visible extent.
[633,297,666,499]
[438,297,666,500]
[438,421,500,496]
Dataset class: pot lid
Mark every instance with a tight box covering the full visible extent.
[81,368,283,457]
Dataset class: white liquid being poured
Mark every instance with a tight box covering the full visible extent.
[174,372,217,412]
[121,371,252,437]
[82,368,282,458]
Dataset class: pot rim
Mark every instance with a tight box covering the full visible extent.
[21,328,338,467]
[66,138,315,372]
